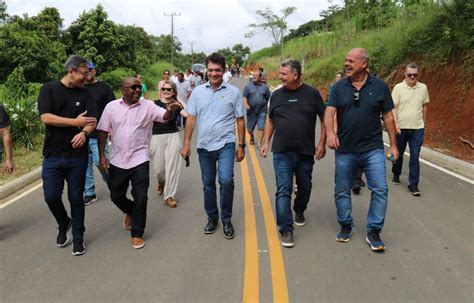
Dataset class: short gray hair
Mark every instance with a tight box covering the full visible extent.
[64,55,88,75]
[281,58,302,76]
[406,62,419,70]
[360,49,369,62]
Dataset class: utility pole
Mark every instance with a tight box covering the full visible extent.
[187,41,197,64]
[164,12,181,66]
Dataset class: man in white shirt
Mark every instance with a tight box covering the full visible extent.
[223,68,232,83]
[171,69,179,84]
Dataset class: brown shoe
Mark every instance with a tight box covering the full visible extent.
[123,214,132,230]
[131,237,145,249]
[165,197,177,208]
[157,181,164,195]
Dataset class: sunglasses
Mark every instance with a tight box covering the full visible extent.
[123,84,142,91]
[353,91,360,107]
[406,73,418,78]
[161,87,174,92]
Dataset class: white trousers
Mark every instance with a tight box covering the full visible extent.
[150,132,183,200]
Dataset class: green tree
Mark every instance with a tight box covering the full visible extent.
[0,0,8,24]
[246,6,296,60]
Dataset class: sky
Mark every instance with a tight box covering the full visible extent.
[5,0,337,54]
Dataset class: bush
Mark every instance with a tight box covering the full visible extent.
[142,61,176,90]
[98,67,135,90]
[0,66,43,150]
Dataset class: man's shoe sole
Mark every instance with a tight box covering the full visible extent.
[294,221,306,227]
[336,235,351,243]
[281,241,294,248]
[411,191,421,196]
[84,198,98,206]
[132,243,145,249]
[365,236,385,251]
[223,233,235,239]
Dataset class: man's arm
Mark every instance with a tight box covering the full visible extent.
[259,116,274,157]
[180,114,196,158]
[98,130,109,174]
[422,104,428,126]
[235,116,245,162]
[315,119,327,160]
[0,127,13,174]
[324,106,339,150]
[382,111,399,162]
[40,112,96,128]
[243,96,250,111]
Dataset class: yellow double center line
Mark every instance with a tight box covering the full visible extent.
[241,140,289,302]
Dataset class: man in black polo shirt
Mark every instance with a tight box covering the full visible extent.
[260,58,327,248]
[83,61,115,205]
[38,55,97,256]
[324,48,399,252]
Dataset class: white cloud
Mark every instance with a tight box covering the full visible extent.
[5,0,335,54]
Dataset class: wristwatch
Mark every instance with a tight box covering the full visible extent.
[81,130,89,137]
[238,143,246,149]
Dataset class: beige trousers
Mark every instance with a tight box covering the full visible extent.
[150,132,183,200]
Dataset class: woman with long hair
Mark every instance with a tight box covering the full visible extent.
[150,80,187,208]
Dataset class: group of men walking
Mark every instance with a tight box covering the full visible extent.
[36,47,428,256]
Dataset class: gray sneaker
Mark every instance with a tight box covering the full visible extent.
[280,231,294,248]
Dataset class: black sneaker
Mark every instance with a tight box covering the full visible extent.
[365,231,386,251]
[352,187,361,194]
[223,222,235,239]
[408,185,421,196]
[392,175,400,185]
[280,231,294,248]
[336,224,352,242]
[84,194,97,206]
[294,212,306,227]
[72,239,86,256]
[57,219,71,247]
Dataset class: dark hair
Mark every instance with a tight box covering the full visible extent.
[336,71,344,77]
[163,69,170,74]
[64,55,88,75]
[259,67,264,72]
[178,72,184,77]
[407,62,419,70]
[205,53,226,70]
[281,58,302,76]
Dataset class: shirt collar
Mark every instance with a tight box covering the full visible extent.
[343,72,373,88]
[205,81,227,91]
[120,98,142,107]
[402,79,419,89]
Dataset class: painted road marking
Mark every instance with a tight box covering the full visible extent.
[241,156,259,302]
[247,142,289,303]
[0,182,43,209]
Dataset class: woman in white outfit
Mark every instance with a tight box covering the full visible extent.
[150,80,187,207]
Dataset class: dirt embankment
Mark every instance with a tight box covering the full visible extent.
[247,62,473,162]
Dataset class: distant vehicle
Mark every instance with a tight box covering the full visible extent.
[192,63,206,73]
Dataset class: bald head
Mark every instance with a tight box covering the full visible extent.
[121,77,137,88]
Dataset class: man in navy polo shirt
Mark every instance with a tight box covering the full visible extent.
[324,48,399,252]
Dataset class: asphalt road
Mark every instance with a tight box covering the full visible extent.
[1,77,472,302]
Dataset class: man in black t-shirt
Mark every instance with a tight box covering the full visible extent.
[260,58,327,248]
[0,104,14,174]
[37,55,97,256]
[83,61,115,205]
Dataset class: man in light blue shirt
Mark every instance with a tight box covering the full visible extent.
[181,53,246,240]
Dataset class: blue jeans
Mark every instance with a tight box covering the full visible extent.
[335,148,388,233]
[246,110,267,131]
[84,138,110,196]
[392,128,424,186]
[42,156,88,240]
[197,142,235,223]
[273,152,314,233]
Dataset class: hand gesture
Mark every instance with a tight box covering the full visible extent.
[75,111,96,127]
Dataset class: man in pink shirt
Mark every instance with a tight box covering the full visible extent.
[97,77,181,249]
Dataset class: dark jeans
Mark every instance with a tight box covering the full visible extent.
[42,156,88,240]
[109,162,150,238]
[392,128,424,186]
[273,152,314,233]
[197,142,235,223]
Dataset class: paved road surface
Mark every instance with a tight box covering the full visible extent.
[1,77,472,302]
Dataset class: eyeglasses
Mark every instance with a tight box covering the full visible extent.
[122,84,142,91]
[406,73,418,78]
[161,87,174,92]
[74,69,89,76]
[353,91,360,107]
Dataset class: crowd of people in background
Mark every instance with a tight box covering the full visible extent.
[0,47,429,256]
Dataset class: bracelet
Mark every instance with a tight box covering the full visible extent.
[81,130,88,137]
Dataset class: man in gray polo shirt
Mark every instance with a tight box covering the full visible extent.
[243,69,271,148]
[181,53,245,240]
